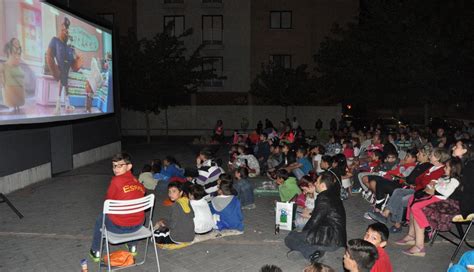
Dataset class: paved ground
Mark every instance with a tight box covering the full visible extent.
[1,138,473,272]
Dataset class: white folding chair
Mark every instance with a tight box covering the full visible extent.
[98,194,160,272]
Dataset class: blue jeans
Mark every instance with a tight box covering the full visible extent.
[284,231,339,259]
[386,188,414,223]
[234,179,255,207]
[91,214,143,251]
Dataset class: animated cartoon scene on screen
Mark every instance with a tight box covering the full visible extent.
[0,0,113,124]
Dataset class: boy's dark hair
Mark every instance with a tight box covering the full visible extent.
[261,133,268,139]
[373,150,383,160]
[168,181,183,191]
[112,152,132,164]
[385,149,398,158]
[151,159,162,173]
[317,144,326,155]
[346,239,379,272]
[304,263,335,272]
[219,173,233,183]
[318,171,336,190]
[165,155,181,167]
[190,184,207,200]
[275,169,290,180]
[236,167,249,179]
[141,164,152,173]
[367,222,389,242]
[200,149,213,160]
[406,148,418,158]
[260,264,283,272]
[321,155,333,165]
[296,146,307,155]
[218,179,237,196]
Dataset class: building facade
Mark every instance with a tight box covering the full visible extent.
[61,0,358,98]
[137,0,252,94]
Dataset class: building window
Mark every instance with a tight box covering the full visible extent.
[270,55,292,68]
[164,0,184,3]
[202,15,223,45]
[164,16,185,37]
[202,0,222,3]
[203,57,223,87]
[270,11,292,29]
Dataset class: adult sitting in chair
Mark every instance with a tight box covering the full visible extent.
[89,152,145,262]
[284,171,347,263]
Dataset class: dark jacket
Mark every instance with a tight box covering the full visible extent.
[303,189,347,247]
[460,160,474,217]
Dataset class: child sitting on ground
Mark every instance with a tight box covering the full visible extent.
[154,182,195,244]
[310,145,326,175]
[233,145,260,177]
[189,184,214,235]
[295,175,317,230]
[155,156,185,183]
[138,164,158,194]
[234,167,256,210]
[319,155,333,172]
[210,176,244,231]
[286,146,313,181]
[363,223,393,272]
[275,169,302,202]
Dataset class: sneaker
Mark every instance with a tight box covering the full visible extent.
[364,212,375,220]
[389,225,403,233]
[362,191,373,202]
[368,211,388,225]
[89,249,100,263]
[309,250,325,263]
[242,203,256,210]
[125,244,138,256]
[351,188,363,194]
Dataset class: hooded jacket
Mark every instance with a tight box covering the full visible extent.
[303,189,346,248]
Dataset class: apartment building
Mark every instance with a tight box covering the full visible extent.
[251,0,359,81]
[137,0,252,94]
[61,0,358,98]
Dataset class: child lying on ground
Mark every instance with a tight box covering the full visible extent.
[154,182,195,244]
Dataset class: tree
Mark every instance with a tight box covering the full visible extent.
[314,0,474,123]
[119,26,217,142]
[250,63,316,117]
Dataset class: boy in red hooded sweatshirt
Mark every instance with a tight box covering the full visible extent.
[89,153,145,262]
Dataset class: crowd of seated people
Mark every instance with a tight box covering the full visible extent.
[92,117,474,271]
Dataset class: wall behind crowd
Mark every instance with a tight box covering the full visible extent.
[121,105,342,136]
[0,116,121,194]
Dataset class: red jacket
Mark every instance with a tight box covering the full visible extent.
[414,165,445,191]
[371,247,392,272]
[105,171,145,226]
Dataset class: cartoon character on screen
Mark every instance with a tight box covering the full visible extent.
[46,17,83,114]
[0,38,26,113]
[84,58,103,113]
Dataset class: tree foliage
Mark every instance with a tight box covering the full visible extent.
[314,0,474,108]
[250,63,315,106]
[119,26,217,114]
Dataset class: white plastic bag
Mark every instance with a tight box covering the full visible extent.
[276,202,294,231]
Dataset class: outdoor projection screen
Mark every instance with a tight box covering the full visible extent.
[0,0,114,125]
